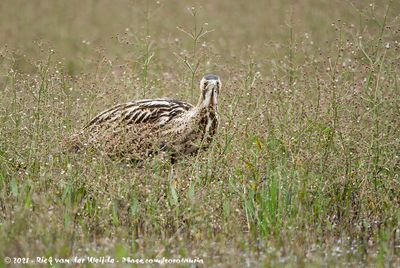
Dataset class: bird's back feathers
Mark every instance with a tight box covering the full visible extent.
[85,98,193,130]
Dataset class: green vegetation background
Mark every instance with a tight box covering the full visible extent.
[0,0,399,267]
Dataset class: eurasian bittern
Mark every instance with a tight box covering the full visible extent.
[71,74,221,163]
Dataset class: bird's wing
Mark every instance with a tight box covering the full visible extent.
[84,98,193,129]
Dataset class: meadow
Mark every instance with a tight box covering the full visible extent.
[0,0,399,267]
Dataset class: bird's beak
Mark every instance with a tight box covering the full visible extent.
[207,80,218,108]
[209,80,218,87]
[211,86,218,107]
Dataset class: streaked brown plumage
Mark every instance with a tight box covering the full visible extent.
[70,74,221,162]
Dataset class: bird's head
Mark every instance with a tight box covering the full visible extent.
[199,74,221,109]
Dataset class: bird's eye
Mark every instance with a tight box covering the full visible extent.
[204,81,208,87]
[216,82,220,87]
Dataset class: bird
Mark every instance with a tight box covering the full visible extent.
[70,74,221,163]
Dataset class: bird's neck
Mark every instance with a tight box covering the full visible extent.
[196,94,218,112]
[194,95,219,132]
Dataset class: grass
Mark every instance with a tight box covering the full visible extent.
[0,0,399,267]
